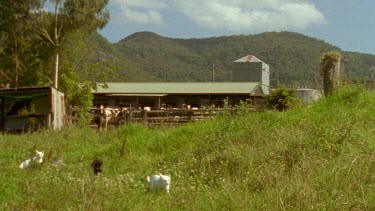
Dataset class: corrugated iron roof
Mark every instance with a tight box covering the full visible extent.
[233,55,264,63]
[93,82,263,96]
[0,86,53,93]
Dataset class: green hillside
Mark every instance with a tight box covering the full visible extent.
[1,86,374,209]
[114,32,208,82]
[86,32,157,82]
[92,31,375,88]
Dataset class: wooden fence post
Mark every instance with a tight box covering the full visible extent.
[128,111,133,124]
[187,110,193,122]
[142,110,148,124]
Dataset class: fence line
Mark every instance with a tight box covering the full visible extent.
[76,106,264,129]
[114,109,217,128]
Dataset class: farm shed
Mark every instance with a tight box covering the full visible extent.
[92,82,264,109]
[0,87,65,133]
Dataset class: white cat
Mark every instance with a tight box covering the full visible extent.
[147,173,171,194]
[19,150,44,170]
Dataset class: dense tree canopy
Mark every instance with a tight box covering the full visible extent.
[0,0,44,87]
[0,0,114,123]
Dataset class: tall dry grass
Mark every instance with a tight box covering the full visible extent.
[0,85,374,210]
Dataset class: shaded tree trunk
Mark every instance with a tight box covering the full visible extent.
[320,51,342,96]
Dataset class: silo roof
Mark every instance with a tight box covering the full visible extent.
[233,55,264,63]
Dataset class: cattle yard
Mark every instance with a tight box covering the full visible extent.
[77,104,263,130]
[88,108,220,129]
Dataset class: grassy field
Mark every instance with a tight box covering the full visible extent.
[0,86,374,210]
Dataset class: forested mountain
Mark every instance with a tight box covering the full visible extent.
[92,31,375,89]
[86,32,155,82]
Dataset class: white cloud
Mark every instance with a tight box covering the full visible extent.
[110,0,167,25]
[172,0,326,32]
[116,8,165,25]
[112,0,167,9]
[109,0,326,32]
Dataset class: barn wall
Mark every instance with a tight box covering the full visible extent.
[233,62,263,82]
[233,62,270,95]
[261,62,270,95]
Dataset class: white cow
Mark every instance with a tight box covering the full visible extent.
[98,105,112,132]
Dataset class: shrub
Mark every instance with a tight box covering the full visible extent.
[265,83,300,111]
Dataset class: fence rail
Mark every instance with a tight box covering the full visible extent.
[113,109,218,128]
[77,106,264,129]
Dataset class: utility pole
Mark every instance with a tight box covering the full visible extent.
[212,64,215,82]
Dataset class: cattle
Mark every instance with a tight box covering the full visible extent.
[97,105,113,132]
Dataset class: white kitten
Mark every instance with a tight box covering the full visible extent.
[19,150,44,170]
[147,173,171,193]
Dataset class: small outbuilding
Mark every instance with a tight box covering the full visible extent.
[0,87,65,133]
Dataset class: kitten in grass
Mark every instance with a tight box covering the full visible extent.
[147,173,171,194]
[91,159,103,176]
[19,150,44,170]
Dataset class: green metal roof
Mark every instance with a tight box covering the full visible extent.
[93,82,263,96]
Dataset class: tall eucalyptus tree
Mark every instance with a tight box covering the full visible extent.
[41,0,110,89]
[40,0,112,124]
[1,0,113,124]
[0,0,44,88]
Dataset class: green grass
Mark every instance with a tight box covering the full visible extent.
[0,86,374,210]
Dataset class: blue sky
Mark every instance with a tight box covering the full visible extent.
[99,0,374,55]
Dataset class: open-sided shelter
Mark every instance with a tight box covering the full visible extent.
[0,87,65,133]
[92,82,264,109]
